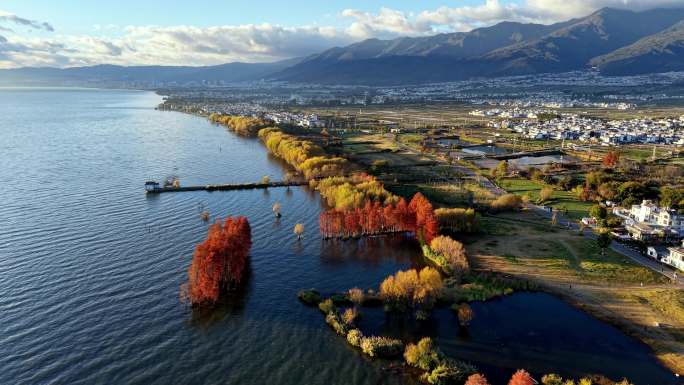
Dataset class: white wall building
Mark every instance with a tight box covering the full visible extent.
[613,200,684,240]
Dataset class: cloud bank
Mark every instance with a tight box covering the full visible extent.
[1,0,683,68]
[0,11,53,32]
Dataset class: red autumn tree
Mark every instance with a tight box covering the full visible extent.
[319,194,440,242]
[183,216,252,305]
[409,192,439,244]
[508,369,535,385]
[465,374,491,385]
[602,150,620,168]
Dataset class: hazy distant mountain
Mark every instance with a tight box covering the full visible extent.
[271,20,575,84]
[274,7,684,84]
[307,20,574,62]
[476,8,684,76]
[3,7,684,87]
[0,58,300,87]
[591,21,684,75]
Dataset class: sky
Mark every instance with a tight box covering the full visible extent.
[1,0,684,68]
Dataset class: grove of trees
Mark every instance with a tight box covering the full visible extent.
[320,192,439,243]
[181,217,252,305]
[209,114,270,136]
[314,173,396,210]
[379,267,443,315]
[258,128,350,179]
[434,207,479,233]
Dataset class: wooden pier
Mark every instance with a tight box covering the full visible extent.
[146,180,309,194]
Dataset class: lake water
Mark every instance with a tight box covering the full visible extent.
[0,88,677,385]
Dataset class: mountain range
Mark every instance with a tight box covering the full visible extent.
[2,7,684,87]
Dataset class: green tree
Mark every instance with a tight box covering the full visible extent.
[617,181,647,206]
[585,171,608,190]
[589,205,607,221]
[491,161,508,179]
[597,232,612,256]
[660,187,684,209]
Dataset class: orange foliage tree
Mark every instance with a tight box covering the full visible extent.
[319,198,414,238]
[508,369,535,385]
[465,374,491,385]
[602,150,620,168]
[319,192,438,243]
[409,192,439,244]
[182,216,252,305]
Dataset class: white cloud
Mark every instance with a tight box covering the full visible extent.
[0,23,358,68]
[342,8,428,39]
[1,1,684,68]
[524,0,684,21]
[341,0,684,36]
[0,11,53,31]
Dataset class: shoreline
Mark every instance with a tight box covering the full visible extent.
[173,106,683,380]
[547,283,684,376]
[472,250,684,377]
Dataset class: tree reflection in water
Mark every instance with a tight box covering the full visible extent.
[319,234,423,268]
[188,264,253,329]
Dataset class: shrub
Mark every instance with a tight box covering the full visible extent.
[342,307,359,326]
[430,235,469,274]
[348,287,365,305]
[346,329,363,347]
[404,337,442,371]
[539,186,554,203]
[490,194,523,212]
[456,303,474,326]
[423,358,477,385]
[541,374,563,385]
[318,298,336,315]
[465,373,491,385]
[297,289,322,305]
[360,336,404,358]
[325,312,350,336]
[330,293,352,305]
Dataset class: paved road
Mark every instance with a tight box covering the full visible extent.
[527,203,684,285]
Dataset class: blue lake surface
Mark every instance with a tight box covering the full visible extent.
[0,88,678,385]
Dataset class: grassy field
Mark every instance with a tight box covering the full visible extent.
[472,213,666,285]
[388,182,495,207]
[498,177,593,220]
[467,211,684,374]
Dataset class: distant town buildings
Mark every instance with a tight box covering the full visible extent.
[474,109,684,145]
[613,200,684,241]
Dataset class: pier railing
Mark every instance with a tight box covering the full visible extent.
[146,180,309,194]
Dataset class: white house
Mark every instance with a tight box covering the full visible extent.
[666,247,684,272]
[619,200,684,240]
